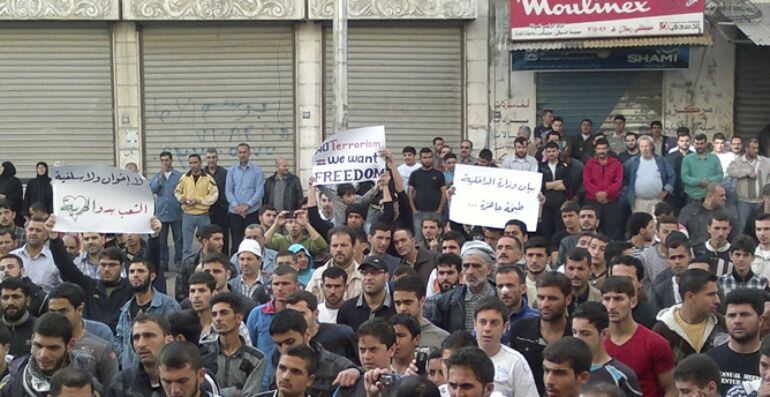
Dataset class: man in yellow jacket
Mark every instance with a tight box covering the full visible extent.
[175,153,219,260]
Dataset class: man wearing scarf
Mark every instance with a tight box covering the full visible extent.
[0,312,99,397]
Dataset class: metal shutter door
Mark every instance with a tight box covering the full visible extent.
[0,24,115,179]
[735,45,770,137]
[536,71,663,136]
[142,25,295,173]
[323,26,463,151]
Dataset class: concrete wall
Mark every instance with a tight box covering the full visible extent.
[662,28,736,137]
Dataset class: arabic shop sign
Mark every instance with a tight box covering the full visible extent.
[53,165,155,234]
[510,0,705,40]
[449,164,543,232]
[512,46,689,70]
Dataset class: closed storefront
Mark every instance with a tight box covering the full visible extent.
[323,25,464,150]
[734,44,770,137]
[0,23,115,178]
[141,24,295,172]
[536,71,663,136]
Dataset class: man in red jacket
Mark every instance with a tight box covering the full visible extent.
[583,138,624,240]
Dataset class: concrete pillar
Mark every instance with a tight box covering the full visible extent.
[295,22,324,185]
[112,22,143,172]
[465,0,490,153]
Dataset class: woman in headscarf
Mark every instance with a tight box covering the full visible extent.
[23,161,53,217]
[0,161,24,226]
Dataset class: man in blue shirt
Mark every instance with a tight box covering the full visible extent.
[496,265,537,345]
[226,143,265,254]
[149,151,183,271]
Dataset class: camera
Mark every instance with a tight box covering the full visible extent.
[379,373,396,387]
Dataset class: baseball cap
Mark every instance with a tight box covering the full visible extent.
[236,239,263,259]
[358,256,387,272]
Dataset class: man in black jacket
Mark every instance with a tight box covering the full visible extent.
[0,254,46,316]
[46,215,161,332]
[263,157,304,213]
[0,277,36,358]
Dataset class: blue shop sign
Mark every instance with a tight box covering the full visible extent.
[512,46,690,71]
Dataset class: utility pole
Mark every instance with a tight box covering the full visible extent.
[332,0,349,132]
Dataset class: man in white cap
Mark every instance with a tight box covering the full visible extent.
[229,239,272,304]
[428,241,497,333]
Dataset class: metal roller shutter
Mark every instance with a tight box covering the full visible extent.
[323,26,463,151]
[536,71,663,136]
[0,23,115,179]
[142,24,295,173]
[734,44,770,138]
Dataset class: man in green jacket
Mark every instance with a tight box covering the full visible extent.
[681,133,724,202]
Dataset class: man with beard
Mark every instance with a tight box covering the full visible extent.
[617,132,640,164]
[666,128,695,210]
[408,147,447,240]
[109,314,175,396]
[0,277,36,357]
[317,266,347,324]
[47,283,118,387]
[46,215,163,333]
[431,242,496,333]
[507,272,573,395]
[693,213,735,277]
[392,275,448,349]
[501,136,538,172]
[1,313,97,397]
[0,254,46,316]
[423,253,462,319]
[74,232,105,280]
[707,288,764,395]
[565,248,601,309]
[496,265,537,345]
[524,237,550,307]
[247,265,301,391]
[337,257,395,332]
[392,227,438,286]
[306,227,363,304]
[115,256,181,369]
[265,210,328,258]
[583,138,624,240]
[366,222,399,274]
[682,133,724,203]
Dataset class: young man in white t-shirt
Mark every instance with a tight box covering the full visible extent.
[473,296,537,396]
[397,146,421,187]
[316,266,347,324]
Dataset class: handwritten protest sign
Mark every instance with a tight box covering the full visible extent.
[53,166,154,233]
[449,164,543,231]
[312,126,387,185]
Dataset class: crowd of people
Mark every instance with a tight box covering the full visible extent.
[0,114,770,397]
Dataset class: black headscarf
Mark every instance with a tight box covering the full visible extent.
[0,161,16,178]
[35,161,50,182]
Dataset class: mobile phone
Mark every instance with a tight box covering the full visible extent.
[414,350,428,376]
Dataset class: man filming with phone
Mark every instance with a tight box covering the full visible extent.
[264,209,328,258]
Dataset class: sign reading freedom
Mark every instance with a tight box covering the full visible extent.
[312,126,387,185]
[52,165,155,234]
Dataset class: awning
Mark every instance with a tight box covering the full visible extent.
[734,3,770,45]
[510,30,712,51]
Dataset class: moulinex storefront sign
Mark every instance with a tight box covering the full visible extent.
[510,0,705,40]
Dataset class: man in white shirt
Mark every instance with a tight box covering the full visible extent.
[473,296,537,396]
[10,217,60,294]
[397,146,421,186]
[316,265,347,323]
[502,136,538,172]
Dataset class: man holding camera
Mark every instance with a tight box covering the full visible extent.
[264,209,328,258]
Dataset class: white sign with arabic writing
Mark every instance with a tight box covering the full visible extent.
[53,166,155,233]
[449,164,543,231]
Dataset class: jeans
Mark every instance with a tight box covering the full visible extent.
[159,220,182,271]
[230,211,259,254]
[737,200,763,235]
[181,213,210,260]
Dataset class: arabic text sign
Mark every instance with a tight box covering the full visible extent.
[312,126,387,185]
[53,166,154,234]
[510,0,704,40]
[449,165,543,231]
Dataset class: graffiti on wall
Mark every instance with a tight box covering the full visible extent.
[492,98,531,160]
